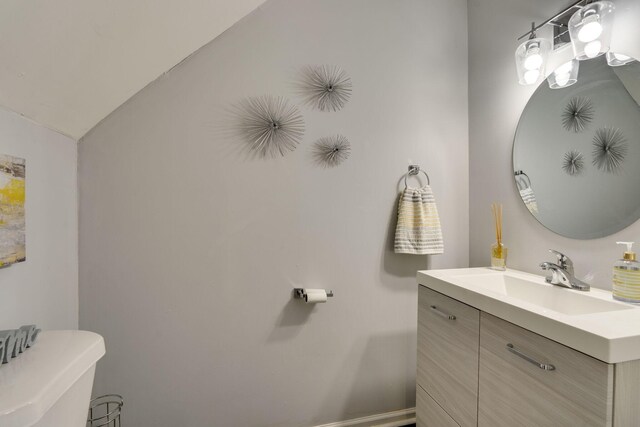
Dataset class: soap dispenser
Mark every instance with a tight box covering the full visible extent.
[613,242,640,303]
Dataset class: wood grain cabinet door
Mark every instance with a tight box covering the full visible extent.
[416,384,460,427]
[417,286,480,427]
[478,313,614,427]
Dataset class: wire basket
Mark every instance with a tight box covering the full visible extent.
[87,394,123,427]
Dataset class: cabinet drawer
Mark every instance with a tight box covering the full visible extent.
[418,286,479,427]
[417,384,460,427]
[478,313,613,427]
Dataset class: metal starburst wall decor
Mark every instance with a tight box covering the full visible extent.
[562,97,594,133]
[297,65,353,112]
[312,134,351,168]
[592,127,628,173]
[234,95,305,158]
[562,150,584,176]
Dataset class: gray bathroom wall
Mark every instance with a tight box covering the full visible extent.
[0,108,78,330]
[78,0,468,426]
[469,0,640,288]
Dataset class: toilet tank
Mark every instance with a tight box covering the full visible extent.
[0,330,105,427]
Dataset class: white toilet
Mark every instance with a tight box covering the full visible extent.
[0,330,105,427]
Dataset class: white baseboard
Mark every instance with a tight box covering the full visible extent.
[313,408,416,427]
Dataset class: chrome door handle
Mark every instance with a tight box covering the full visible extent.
[507,343,556,371]
[429,305,456,320]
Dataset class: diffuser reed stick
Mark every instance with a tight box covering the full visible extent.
[491,203,507,270]
[491,203,502,244]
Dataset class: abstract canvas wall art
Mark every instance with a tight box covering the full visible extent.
[0,154,25,267]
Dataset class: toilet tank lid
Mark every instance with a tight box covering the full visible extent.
[0,330,105,427]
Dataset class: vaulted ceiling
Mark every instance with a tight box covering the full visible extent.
[0,0,265,140]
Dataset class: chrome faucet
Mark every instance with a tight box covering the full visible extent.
[540,250,590,292]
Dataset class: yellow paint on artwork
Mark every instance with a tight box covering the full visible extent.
[0,178,25,205]
[0,154,26,266]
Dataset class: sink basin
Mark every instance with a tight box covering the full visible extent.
[452,273,633,316]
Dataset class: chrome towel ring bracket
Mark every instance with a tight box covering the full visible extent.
[404,164,430,188]
[514,170,532,189]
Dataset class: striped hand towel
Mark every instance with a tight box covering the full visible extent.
[519,187,538,214]
[394,186,444,255]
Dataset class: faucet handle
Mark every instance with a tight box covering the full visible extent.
[548,249,574,274]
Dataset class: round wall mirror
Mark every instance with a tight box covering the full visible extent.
[513,55,640,239]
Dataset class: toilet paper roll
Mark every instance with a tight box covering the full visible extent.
[304,289,328,303]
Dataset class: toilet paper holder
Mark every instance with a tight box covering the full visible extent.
[294,288,334,299]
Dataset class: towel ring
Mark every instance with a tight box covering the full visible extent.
[514,170,531,188]
[404,165,430,188]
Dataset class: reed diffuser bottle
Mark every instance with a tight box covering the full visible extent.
[491,203,507,270]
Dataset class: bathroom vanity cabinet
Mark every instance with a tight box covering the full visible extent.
[416,285,640,427]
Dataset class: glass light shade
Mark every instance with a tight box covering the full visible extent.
[515,38,552,86]
[547,59,580,89]
[607,52,635,67]
[569,1,615,60]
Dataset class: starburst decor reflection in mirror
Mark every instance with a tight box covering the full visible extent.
[562,96,594,133]
[562,150,585,176]
[592,127,627,173]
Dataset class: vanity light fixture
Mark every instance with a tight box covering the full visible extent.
[568,1,615,60]
[515,0,629,87]
[548,59,580,89]
[515,23,551,86]
[606,52,635,67]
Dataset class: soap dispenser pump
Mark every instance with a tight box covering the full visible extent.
[613,241,640,303]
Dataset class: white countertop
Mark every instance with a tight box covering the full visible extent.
[418,267,640,364]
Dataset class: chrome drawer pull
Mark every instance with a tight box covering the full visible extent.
[429,305,456,320]
[507,343,556,371]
